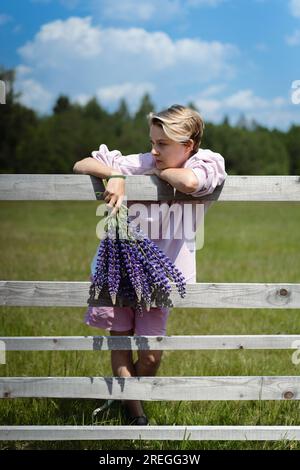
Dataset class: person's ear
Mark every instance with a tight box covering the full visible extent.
[184,139,194,154]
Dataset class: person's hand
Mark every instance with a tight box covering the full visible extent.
[103,176,126,216]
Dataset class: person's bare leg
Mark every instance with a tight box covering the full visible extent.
[110,329,145,417]
[134,350,163,377]
[132,350,163,418]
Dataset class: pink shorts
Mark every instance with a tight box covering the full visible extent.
[85,276,170,335]
[84,305,170,335]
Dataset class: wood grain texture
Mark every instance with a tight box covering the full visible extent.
[1,335,300,350]
[1,174,300,201]
[0,281,299,307]
[1,425,300,441]
[1,376,300,400]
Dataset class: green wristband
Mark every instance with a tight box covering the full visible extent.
[106,175,127,180]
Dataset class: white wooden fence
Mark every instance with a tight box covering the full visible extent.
[0,174,300,442]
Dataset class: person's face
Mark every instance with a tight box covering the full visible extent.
[149,124,194,170]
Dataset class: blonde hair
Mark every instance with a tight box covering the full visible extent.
[147,104,205,155]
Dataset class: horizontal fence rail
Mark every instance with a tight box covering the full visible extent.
[1,425,300,441]
[0,174,300,201]
[0,281,299,308]
[1,335,300,350]
[1,376,300,400]
[1,173,300,443]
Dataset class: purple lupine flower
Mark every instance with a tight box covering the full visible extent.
[130,214,185,280]
[107,237,121,304]
[93,238,109,296]
[119,239,143,302]
[90,200,186,315]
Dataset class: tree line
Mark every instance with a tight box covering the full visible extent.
[1,67,299,175]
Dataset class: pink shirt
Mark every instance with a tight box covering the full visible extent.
[90,144,227,283]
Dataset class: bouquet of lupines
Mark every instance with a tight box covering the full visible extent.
[90,178,186,317]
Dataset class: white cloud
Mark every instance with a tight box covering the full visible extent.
[0,12,22,34]
[98,0,227,23]
[73,93,91,105]
[18,16,237,70]
[89,0,185,26]
[15,16,237,114]
[195,98,222,116]
[16,78,53,112]
[81,0,225,24]
[224,89,268,110]
[96,82,155,107]
[198,84,227,98]
[289,0,300,17]
[19,17,102,65]
[15,65,33,76]
[30,0,226,23]
[286,29,300,45]
[192,87,295,129]
[88,0,227,24]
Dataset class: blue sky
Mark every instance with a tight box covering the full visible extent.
[0,0,299,130]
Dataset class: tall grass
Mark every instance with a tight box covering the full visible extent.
[0,200,300,450]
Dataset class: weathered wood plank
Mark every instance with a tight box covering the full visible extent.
[1,335,300,351]
[1,376,300,400]
[0,281,299,308]
[1,425,300,441]
[0,175,300,201]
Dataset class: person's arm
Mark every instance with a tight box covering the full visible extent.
[73,144,155,216]
[73,157,123,178]
[179,149,227,197]
[153,168,198,194]
[73,158,125,216]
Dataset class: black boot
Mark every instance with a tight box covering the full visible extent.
[127,415,149,425]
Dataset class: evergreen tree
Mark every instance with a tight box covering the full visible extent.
[284,125,300,174]
[83,97,106,121]
[53,95,71,114]
[132,93,155,152]
[0,66,298,175]
[0,66,37,173]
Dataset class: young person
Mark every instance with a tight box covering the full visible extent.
[73,104,227,425]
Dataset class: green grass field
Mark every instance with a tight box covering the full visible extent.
[0,200,300,450]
